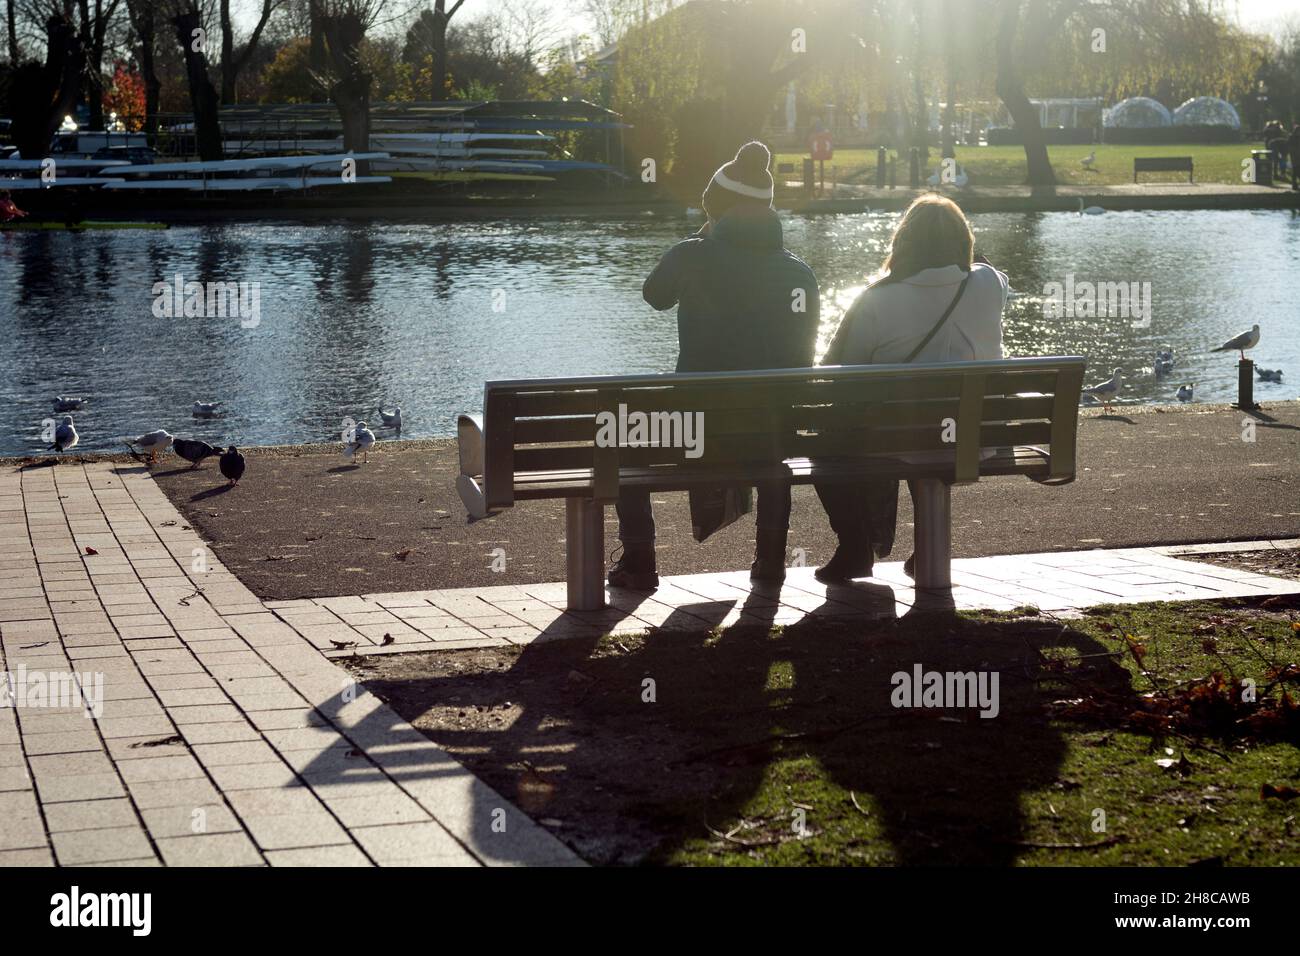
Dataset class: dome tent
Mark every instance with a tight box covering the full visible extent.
[1103,96,1172,128]
[1172,96,1240,128]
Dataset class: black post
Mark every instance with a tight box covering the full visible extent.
[876,146,887,187]
[802,158,815,199]
[888,155,896,189]
[908,147,920,188]
[1235,359,1259,410]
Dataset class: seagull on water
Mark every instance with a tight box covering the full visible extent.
[376,405,402,430]
[192,401,222,418]
[173,438,222,469]
[1212,323,1259,361]
[1154,347,1174,376]
[49,415,78,452]
[344,422,376,464]
[1083,367,1123,412]
[1176,383,1194,402]
[1255,367,1283,383]
[52,397,85,413]
[129,429,173,463]
[220,446,245,485]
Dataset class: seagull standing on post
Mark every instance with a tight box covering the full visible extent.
[1212,324,1260,361]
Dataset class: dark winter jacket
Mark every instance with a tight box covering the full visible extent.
[642,207,820,373]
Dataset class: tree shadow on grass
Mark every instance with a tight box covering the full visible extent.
[361,593,1137,866]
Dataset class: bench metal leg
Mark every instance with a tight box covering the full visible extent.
[911,478,952,590]
[566,498,606,611]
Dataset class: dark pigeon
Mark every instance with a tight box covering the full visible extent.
[173,438,221,469]
[219,446,245,485]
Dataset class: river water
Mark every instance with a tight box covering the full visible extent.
[2,208,1297,456]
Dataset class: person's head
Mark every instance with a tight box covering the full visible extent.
[879,193,974,284]
[701,141,774,221]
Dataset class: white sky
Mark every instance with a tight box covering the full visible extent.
[459,0,1300,44]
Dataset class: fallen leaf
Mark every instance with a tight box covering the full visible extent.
[83,547,98,555]
[395,549,412,562]
[381,633,395,646]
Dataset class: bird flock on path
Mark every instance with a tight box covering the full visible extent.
[1078,324,1281,413]
[41,399,407,487]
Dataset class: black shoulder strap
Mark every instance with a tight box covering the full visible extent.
[903,273,971,364]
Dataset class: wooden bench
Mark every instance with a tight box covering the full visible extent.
[456,356,1087,610]
[1133,156,1193,183]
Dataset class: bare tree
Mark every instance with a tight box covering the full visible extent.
[124,0,161,133]
[219,0,281,103]
[10,14,83,156]
[994,0,1057,187]
[173,0,224,159]
[430,0,466,99]
[77,0,124,130]
[310,0,381,149]
[6,0,18,63]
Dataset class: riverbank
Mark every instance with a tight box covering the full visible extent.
[781,181,1300,214]
[6,400,1292,602]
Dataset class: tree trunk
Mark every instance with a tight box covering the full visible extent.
[431,1,465,101]
[315,6,371,152]
[431,24,447,100]
[125,0,160,136]
[173,8,224,160]
[11,16,84,158]
[6,0,18,64]
[220,0,234,103]
[995,0,1054,187]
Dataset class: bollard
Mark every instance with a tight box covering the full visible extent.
[909,147,920,188]
[1234,359,1259,411]
[888,155,896,189]
[802,157,815,199]
[876,146,887,187]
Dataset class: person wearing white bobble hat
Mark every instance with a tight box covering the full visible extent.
[608,141,821,590]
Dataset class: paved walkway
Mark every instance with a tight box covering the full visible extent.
[3,461,1299,867]
[0,462,579,866]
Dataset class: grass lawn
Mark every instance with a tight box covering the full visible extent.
[774,143,1268,187]
[353,591,1300,866]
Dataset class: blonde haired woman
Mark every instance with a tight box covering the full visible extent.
[816,194,1009,582]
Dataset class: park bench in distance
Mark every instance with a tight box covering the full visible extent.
[456,357,1087,611]
[1133,156,1194,183]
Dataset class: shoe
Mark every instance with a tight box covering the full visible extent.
[750,528,788,583]
[903,554,915,579]
[608,543,658,590]
[814,541,873,583]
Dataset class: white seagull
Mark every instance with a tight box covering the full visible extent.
[130,429,174,463]
[52,396,85,413]
[343,421,376,463]
[191,401,223,418]
[1083,367,1123,411]
[1080,150,1097,171]
[49,415,78,452]
[376,405,402,430]
[1212,323,1260,361]
[1176,383,1194,402]
[1255,367,1283,383]
[1077,198,1105,215]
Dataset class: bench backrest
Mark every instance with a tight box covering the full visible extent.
[480,357,1087,510]
[1134,156,1193,170]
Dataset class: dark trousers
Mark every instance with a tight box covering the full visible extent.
[616,481,792,545]
[815,478,914,555]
